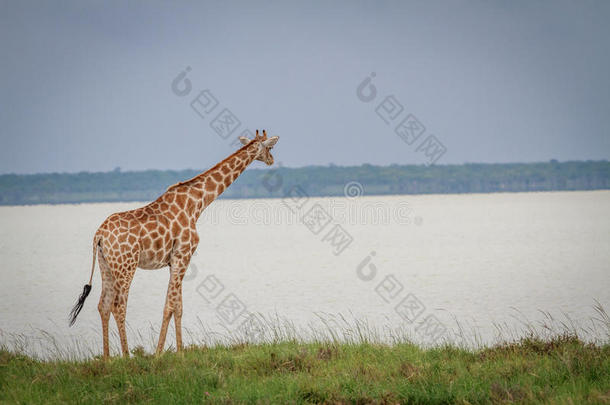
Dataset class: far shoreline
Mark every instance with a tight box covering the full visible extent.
[0,188,609,209]
[1,160,608,206]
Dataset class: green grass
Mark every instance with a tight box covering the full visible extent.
[1,335,609,404]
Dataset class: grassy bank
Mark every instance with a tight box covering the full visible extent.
[1,336,609,404]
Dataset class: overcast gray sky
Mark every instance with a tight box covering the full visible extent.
[1,1,609,174]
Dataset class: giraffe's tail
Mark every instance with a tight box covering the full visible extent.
[69,234,101,326]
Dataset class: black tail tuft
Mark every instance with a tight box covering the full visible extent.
[69,284,92,327]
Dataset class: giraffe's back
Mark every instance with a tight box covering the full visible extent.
[95,201,192,271]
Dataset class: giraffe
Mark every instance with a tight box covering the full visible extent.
[69,130,279,358]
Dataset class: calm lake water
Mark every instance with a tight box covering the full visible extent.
[0,191,608,357]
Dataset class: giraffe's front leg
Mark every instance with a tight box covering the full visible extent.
[174,293,184,352]
[156,290,173,354]
[156,254,190,354]
[174,252,194,352]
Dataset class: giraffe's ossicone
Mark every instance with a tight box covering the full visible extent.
[69,130,279,358]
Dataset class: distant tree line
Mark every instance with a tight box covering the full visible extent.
[0,160,608,206]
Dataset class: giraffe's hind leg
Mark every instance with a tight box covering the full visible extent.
[97,254,114,359]
[111,261,138,357]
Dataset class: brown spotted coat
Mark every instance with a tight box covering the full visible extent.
[90,130,277,357]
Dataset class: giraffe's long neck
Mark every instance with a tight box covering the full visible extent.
[188,141,259,219]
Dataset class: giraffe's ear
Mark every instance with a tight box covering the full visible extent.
[239,136,250,145]
[262,136,279,148]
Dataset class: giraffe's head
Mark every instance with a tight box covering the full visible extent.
[239,129,279,166]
